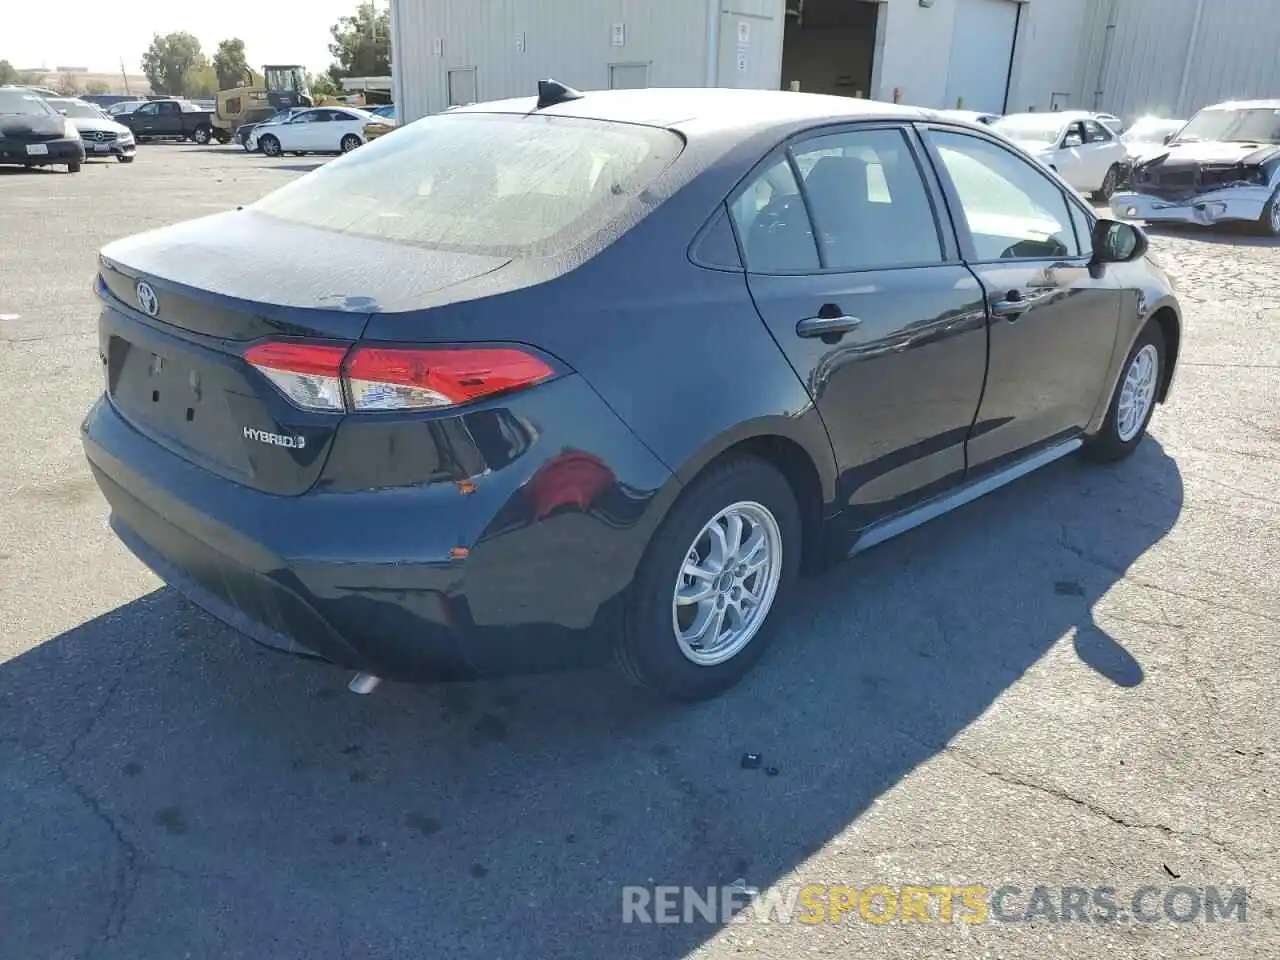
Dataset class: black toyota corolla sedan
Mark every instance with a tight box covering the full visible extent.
[82,83,1181,701]
[0,86,86,172]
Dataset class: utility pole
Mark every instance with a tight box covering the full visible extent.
[119,56,131,95]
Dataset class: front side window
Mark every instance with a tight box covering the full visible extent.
[252,112,683,256]
[993,115,1067,147]
[791,128,942,270]
[1084,120,1113,143]
[927,130,1078,262]
[134,103,158,117]
[731,159,819,272]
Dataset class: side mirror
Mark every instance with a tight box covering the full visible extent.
[1162,133,1175,145]
[1092,219,1148,264]
[58,108,68,116]
[1063,133,1084,148]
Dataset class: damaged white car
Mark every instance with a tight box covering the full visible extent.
[1111,99,1280,236]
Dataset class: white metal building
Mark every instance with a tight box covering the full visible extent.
[388,0,1280,125]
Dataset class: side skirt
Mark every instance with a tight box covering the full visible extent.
[849,437,1083,556]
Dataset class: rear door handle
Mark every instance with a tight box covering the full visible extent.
[796,314,862,341]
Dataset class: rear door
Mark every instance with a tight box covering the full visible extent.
[734,124,989,529]
[918,124,1122,469]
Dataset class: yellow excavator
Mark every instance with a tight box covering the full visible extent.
[213,64,314,143]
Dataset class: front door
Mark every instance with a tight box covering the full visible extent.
[156,101,182,136]
[735,125,989,530]
[919,125,1123,470]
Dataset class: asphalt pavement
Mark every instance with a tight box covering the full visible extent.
[1,145,1278,960]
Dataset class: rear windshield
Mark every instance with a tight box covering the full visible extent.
[250,112,684,256]
[0,89,55,116]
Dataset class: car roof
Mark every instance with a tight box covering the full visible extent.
[1202,98,1280,110]
[449,87,935,135]
[998,110,1096,123]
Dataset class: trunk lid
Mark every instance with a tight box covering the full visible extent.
[98,210,512,496]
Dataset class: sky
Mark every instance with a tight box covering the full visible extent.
[0,0,372,75]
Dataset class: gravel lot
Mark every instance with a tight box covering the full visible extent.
[1,145,1278,960]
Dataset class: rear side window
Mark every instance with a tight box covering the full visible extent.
[792,128,943,270]
[730,158,820,272]
[251,113,683,256]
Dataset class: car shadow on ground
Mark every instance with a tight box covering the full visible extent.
[0,439,1183,958]
[257,162,329,174]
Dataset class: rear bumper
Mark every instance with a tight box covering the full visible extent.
[0,138,86,165]
[81,376,676,681]
[1111,187,1270,226]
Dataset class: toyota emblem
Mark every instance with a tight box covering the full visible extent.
[135,280,160,317]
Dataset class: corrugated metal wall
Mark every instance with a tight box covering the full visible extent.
[391,0,720,122]
[1083,0,1280,120]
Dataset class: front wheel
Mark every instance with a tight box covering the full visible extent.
[191,126,212,145]
[260,135,282,157]
[340,134,362,153]
[1092,164,1120,202]
[1255,187,1280,238]
[616,457,801,701]
[1083,322,1165,463]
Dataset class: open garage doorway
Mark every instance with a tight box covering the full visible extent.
[780,0,880,99]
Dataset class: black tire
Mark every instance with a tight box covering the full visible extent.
[260,135,281,157]
[1092,164,1120,202]
[191,125,212,145]
[616,456,802,701]
[340,134,362,153]
[1254,187,1280,238]
[67,160,81,174]
[117,155,135,164]
[1083,322,1166,463]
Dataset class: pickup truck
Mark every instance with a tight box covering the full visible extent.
[117,99,226,144]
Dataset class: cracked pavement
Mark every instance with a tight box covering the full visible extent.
[1,148,1278,959]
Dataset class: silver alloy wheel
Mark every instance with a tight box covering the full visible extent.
[1116,343,1159,442]
[1270,199,1280,234]
[1101,167,1116,195]
[672,501,783,667]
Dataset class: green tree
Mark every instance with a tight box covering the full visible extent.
[0,60,18,86]
[140,32,205,95]
[55,72,81,96]
[307,72,338,97]
[212,38,251,91]
[326,2,390,84]
[185,65,219,98]
[85,80,111,95]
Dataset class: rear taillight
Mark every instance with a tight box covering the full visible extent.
[244,341,555,413]
[346,347,554,411]
[244,342,347,411]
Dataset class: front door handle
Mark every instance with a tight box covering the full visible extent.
[796,314,862,342]
[991,290,1030,321]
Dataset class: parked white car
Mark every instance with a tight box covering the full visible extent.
[253,107,378,157]
[992,111,1130,200]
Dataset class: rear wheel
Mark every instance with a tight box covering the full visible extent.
[340,134,362,153]
[617,457,801,701]
[1083,322,1165,463]
[1093,164,1120,202]
[260,135,282,157]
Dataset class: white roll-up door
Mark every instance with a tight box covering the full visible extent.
[943,0,1020,114]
